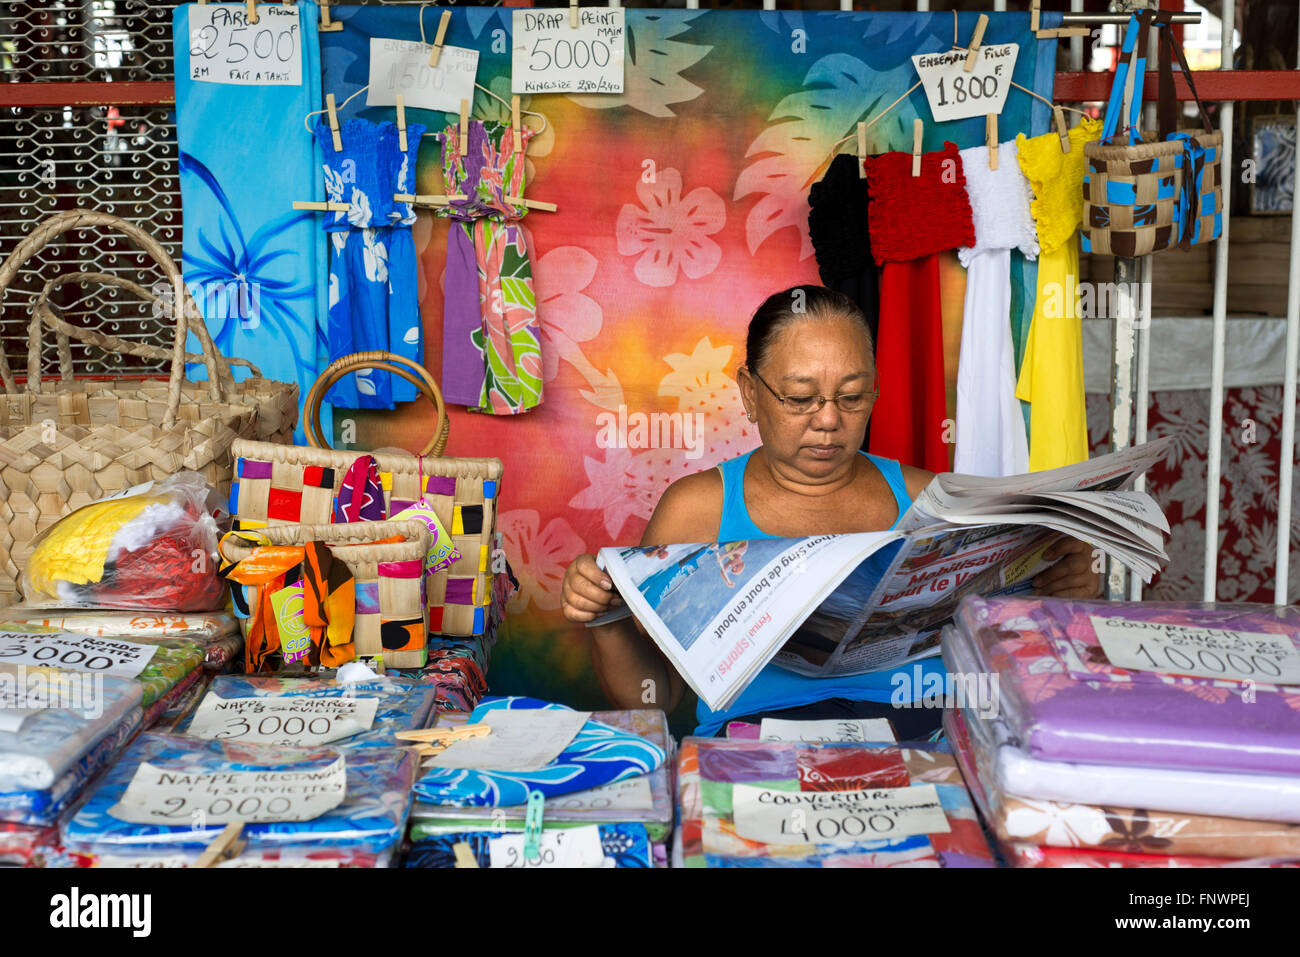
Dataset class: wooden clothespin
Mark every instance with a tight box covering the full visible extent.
[453,842,480,868]
[458,99,469,157]
[393,192,468,206]
[911,118,923,178]
[1030,0,1040,35]
[986,114,999,171]
[396,94,408,153]
[246,1,258,24]
[429,10,452,68]
[1053,105,1071,154]
[325,93,342,152]
[318,0,343,33]
[963,14,988,73]
[512,96,523,155]
[505,196,558,212]
[570,0,579,29]
[195,823,245,868]
[856,121,867,180]
[292,201,350,212]
[395,724,492,744]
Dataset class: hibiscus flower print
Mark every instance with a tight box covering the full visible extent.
[616,167,725,287]
[532,244,603,383]
[1098,809,1174,854]
[497,509,586,613]
[1003,799,1113,847]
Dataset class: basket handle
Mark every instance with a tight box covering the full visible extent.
[31,272,265,384]
[0,209,231,428]
[304,351,450,456]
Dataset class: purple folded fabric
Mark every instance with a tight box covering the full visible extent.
[955,596,1300,776]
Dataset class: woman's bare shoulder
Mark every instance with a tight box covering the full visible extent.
[640,467,724,545]
[900,464,935,500]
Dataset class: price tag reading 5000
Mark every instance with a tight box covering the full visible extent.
[187,3,302,86]
[512,9,625,95]
[911,43,1019,124]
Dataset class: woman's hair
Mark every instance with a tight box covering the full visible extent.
[745,285,874,372]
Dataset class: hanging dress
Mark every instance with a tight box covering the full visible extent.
[1015,117,1104,471]
[312,118,426,409]
[954,140,1037,477]
[863,141,975,474]
[435,121,542,415]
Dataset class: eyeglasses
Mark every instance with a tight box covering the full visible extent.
[748,368,879,415]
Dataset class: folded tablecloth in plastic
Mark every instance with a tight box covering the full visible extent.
[404,823,654,868]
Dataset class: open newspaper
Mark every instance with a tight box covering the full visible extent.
[593,439,1173,712]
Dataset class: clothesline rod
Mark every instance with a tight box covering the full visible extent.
[1059,12,1200,25]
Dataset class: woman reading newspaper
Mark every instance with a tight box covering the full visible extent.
[561,286,1100,737]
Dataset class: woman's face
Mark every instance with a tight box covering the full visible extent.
[741,314,875,480]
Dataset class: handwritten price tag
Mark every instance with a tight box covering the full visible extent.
[366,38,479,114]
[0,631,157,678]
[1089,616,1300,686]
[185,695,380,747]
[488,826,607,868]
[187,3,302,86]
[512,9,625,95]
[732,784,950,846]
[911,43,1018,123]
[759,718,896,743]
[108,756,347,825]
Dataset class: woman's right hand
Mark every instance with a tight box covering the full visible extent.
[561,553,623,623]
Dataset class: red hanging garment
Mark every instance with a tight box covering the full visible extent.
[869,255,950,472]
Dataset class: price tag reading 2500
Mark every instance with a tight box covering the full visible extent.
[512,9,625,95]
[187,3,302,86]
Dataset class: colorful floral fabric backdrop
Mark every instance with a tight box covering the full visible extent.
[1086,388,1300,605]
[322,8,1057,716]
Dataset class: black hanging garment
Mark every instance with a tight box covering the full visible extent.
[808,152,880,450]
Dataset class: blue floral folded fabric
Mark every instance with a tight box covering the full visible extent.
[411,697,666,808]
[403,823,653,868]
[172,674,437,749]
[0,711,141,827]
[61,733,415,854]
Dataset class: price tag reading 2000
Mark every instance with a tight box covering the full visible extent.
[187,3,302,86]
[512,9,625,95]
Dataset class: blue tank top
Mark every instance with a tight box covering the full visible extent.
[693,449,947,736]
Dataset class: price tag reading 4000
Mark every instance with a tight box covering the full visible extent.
[187,3,302,86]
[911,43,1019,124]
[512,9,625,95]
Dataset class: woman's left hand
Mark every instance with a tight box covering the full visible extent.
[1033,536,1103,599]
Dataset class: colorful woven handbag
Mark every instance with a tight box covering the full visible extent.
[1082,10,1223,257]
[229,353,503,645]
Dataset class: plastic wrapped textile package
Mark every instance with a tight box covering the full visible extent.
[72,845,395,868]
[170,673,436,748]
[0,821,62,866]
[410,709,675,843]
[954,596,1300,775]
[944,707,1300,862]
[404,823,654,868]
[18,473,226,613]
[0,707,141,827]
[0,610,245,673]
[60,733,417,858]
[1002,844,1300,869]
[677,737,995,868]
[0,664,143,792]
[412,697,667,808]
[131,639,206,710]
[413,646,490,714]
[943,630,1300,822]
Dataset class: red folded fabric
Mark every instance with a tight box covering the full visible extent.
[863,142,976,264]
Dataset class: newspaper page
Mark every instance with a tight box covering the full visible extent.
[599,533,899,712]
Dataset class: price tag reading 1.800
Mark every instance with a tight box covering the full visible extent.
[187,3,302,86]
[911,43,1019,124]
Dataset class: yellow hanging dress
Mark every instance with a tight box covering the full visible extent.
[1015,117,1103,471]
